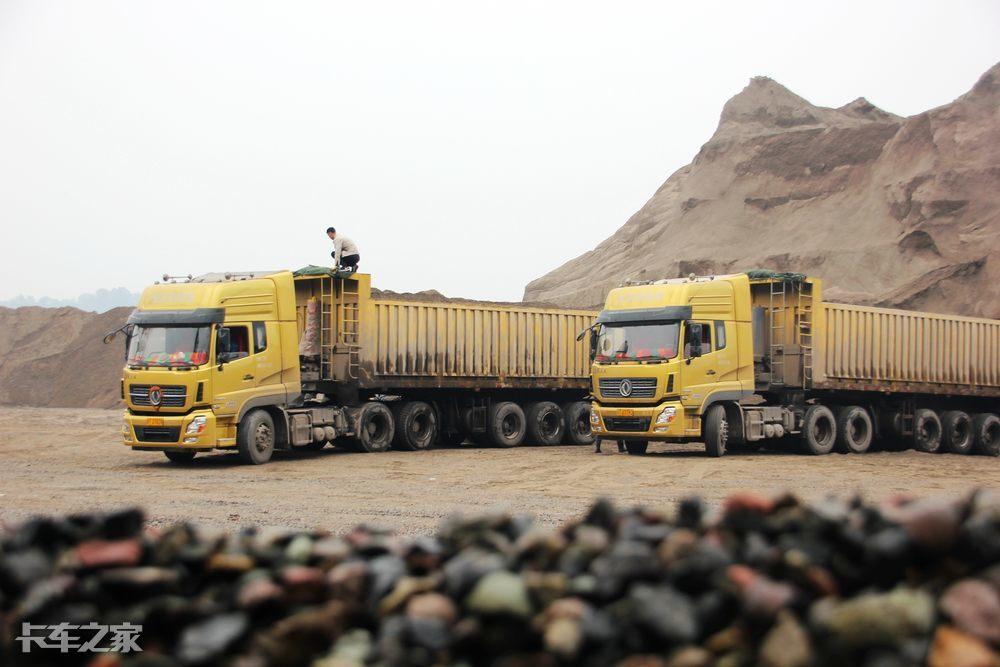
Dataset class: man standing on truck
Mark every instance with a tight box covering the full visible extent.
[327,227,360,272]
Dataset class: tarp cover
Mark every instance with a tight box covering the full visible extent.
[294,265,357,279]
[746,269,808,282]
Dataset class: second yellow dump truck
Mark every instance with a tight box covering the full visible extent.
[587,271,1000,457]
[112,268,597,464]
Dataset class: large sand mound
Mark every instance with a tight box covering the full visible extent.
[524,63,1000,317]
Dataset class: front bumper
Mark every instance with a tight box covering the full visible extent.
[590,400,695,440]
[123,409,227,450]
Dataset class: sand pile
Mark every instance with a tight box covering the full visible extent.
[524,62,1000,318]
[0,306,131,409]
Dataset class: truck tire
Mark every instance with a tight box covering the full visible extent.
[488,401,526,448]
[941,411,974,455]
[351,402,395,453]
[703,404,728,457]
[525,402,565,446]
[164,450,196,464]
[392,401,437,451]
[972,413,1000,457]
[913,409,942,453]
[237,409,276,465]
[835,406,873,454]
[624,439,648,455]
[801,405,836,455]
[562,401,594,446]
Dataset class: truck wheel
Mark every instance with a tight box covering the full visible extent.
[702,404,728,457]
[488,402,526,447]
[624,439,648,455]
[562,401,594,446]
[972,413,1000,456]
[164,450,196,464]
[941,411,974,455]
[392,401,437,451]
[525,402,565,445]
[237,409,276,465]
[835,406,872,454]
[352,402,395,452]
[801,405,836,455]
[913,409,942,453]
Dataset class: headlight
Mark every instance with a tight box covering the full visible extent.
[185,416,208,435]
[655,407,677,425]
[590,408,600,424]
[122,423,133,441]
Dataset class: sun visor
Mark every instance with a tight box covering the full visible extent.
[596,306,692,324]
[128,308,226,326]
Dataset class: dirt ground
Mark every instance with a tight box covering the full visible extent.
[1,407,998,535]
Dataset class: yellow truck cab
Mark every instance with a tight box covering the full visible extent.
[120,271,300,463]
[115,268,596,464]
[589,271,1000,457]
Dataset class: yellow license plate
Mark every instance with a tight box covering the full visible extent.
[618,409,635,417]
[146,417,164,427]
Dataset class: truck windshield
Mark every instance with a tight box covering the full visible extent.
[127,326,210,367]
[596,322,679,362]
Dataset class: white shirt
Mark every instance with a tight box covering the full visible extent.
[331,235,359,265]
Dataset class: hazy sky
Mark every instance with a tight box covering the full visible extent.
[1,1,997,302]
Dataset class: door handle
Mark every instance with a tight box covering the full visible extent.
[706,370,717,375]
[243,374,254,381]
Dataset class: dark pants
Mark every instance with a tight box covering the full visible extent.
[333,252,360,269]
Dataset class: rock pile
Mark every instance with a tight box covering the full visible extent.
[1,493,998,666]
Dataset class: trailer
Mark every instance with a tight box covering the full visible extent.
[116,269,597,464]
[588,272,1000,457]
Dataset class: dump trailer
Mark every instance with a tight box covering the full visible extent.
[587,272,1000,457]
[114,269,597,464]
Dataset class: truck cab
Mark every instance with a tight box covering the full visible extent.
[119,271,301,462]
[589,274,755,454]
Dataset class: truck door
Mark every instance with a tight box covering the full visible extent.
[211,324,260,418]
[680,321,718,408]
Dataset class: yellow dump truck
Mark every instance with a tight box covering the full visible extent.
[587,271,1000,457]
[112,269,596,464]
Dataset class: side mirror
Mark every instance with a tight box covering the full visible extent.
[588,331,598,362]
[216,327,231,364]
[103,331,118,345]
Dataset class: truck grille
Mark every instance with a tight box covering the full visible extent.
[129,385,187,408]
[134,426,181,443]
[604,417,651,432]
[599,378,657,399]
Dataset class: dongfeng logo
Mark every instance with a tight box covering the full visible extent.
[148,386,162,406]
[619,379,633,397]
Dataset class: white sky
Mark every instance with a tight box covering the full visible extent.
[1,1,997,302]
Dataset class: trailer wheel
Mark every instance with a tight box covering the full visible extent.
[562,401,594,446]
[624,439,648,455]
[941,411,974,455]
[164,450,196,464]
[525,402,565,446]
[351,402,395,453]
[972,413,1000,457]
[488,402,526,447]
[801,405,836,455]
[237,409,276,464]
[835,406,872,454]
[913,409,942,453]
[703,404,728,457]
[392,401,437,451]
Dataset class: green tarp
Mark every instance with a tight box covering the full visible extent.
[293,265,357,279]
[745,269,807,282]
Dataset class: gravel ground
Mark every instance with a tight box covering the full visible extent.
[1,407,998,533]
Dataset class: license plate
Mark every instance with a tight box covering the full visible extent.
[146,417,164,427]
[618,409,635,417]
